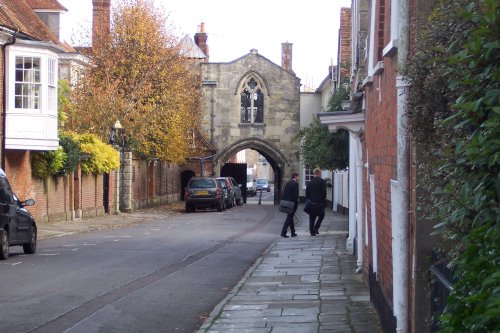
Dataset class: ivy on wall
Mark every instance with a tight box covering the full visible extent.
[406,0,499,331]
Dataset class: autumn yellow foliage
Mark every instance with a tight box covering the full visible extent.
[69,0,202,163]
[65,132,120,174]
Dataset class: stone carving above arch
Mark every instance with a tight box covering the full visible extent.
[234,71,271,96]
[215,137,288,170]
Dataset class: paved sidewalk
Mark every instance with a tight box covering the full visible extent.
[197,208,382,333]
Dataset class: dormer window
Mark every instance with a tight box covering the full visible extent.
[240,77,264,124]
[34,12,62,39]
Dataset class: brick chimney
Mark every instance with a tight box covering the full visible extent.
[194,22,209,61]
[92,0,111,49]
[281,42,294,73]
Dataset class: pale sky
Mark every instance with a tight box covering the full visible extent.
[58,0,351,90]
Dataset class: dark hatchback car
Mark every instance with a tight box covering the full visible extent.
[0,169,37,260]
[217,177,233,209]
[217,177,243,207]
[185,176,224,212]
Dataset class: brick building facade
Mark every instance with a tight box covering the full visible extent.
[320,1,439,332]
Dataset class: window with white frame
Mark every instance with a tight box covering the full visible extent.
[15,56,41,110]
[7,48,59,150]
[303,165,314,187]
[47,58,56,113]
[240,77,264,124]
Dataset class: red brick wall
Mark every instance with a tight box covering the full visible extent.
[132,159,181,210]
[80,172,104,218]
[4,150,175,221]
[362,53,399,311]
[6,151,69,222]
[377,0,386,61]
[340,8,352,78]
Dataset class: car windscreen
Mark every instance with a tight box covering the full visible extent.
[256,179,267,184]
[189,179,216,188]
[217,179,227,188]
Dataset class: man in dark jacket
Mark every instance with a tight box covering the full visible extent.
[305,168,327,236]
[280,171,299,238]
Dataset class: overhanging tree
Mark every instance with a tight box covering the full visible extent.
[68,0,202,163]
[296,117,348,171]
[296,80,350,171]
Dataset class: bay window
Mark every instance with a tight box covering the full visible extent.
[6,47,59,150]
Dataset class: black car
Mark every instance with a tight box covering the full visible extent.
[0,169,37,260]
[184,176,224,212]
[217,177,243,207]
[217,177,233,209]
[228,177,243,205]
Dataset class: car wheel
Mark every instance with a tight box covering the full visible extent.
[23,227,37,254]
[236,197,243,205]
[185,203,195,213]
[0,229,9,260]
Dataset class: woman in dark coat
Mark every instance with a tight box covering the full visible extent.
[280,171,300,238]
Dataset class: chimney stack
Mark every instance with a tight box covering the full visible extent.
[92,0,111,49]
[194,22,209,61]
[281,42,294,73]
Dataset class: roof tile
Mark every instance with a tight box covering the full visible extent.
[0,0,62,45]
[24,0,67,11]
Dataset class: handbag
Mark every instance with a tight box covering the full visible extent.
[303,199,314,214]
[279,200,295,214]
[304,199,324,215]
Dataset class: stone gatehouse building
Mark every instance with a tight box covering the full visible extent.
[196,42,301,196]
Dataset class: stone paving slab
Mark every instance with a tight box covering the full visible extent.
[197,208,383,333]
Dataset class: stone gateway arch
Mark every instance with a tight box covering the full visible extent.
[200,48,301,200]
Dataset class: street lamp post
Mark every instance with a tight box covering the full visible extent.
[109,120,132,213]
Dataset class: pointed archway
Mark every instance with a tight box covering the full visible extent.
[214,137,289,204]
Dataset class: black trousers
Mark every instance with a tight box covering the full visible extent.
[281,204,297,236]
[309,212,325,234]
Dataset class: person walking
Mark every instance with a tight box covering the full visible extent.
[280,171,299,238]
[305,168,327,236]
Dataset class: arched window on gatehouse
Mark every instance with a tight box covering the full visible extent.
[240,77,264,124]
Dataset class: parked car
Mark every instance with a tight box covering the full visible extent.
[0,169,37,260]
[228,177,244,206]
[185,177,224,212]
[256,178,271,192]
[217,177,233,208]
[217,177,243,206]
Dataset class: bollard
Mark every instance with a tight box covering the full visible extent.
[258,189,262,205]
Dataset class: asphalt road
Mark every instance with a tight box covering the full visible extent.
[0,202,281,333]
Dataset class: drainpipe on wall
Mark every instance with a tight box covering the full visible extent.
[355,137,363,272]
[347,133,357,255]
[392,0,410,331]
[202,80,217,146]
[1,28,18,170]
